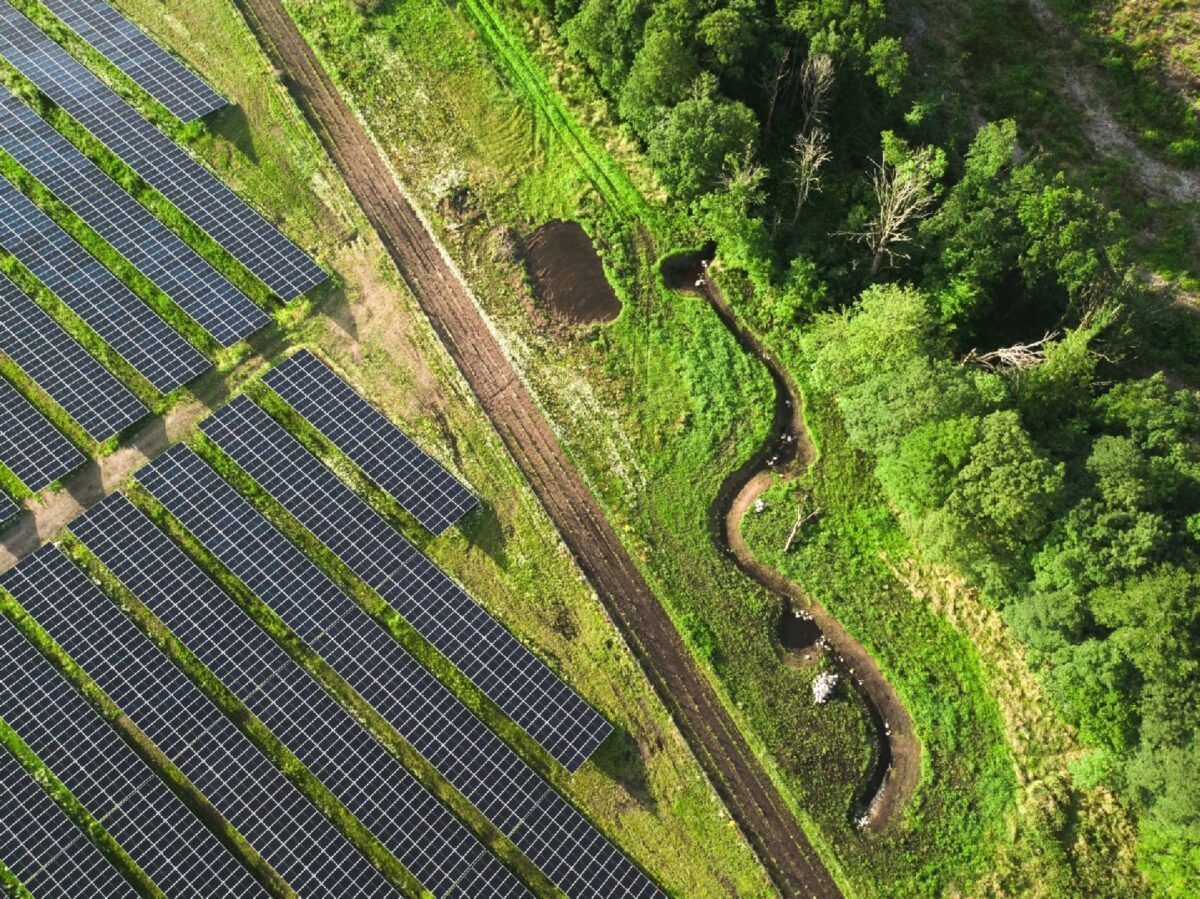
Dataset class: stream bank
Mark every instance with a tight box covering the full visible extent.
[664,247,920,831]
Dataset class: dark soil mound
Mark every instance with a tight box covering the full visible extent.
[526,220,621,324]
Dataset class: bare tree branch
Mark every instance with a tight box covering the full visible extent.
[962,332,1060,370]
[783,506,821,553]
[788,126,831,223]
[842,148,941,277]
[799,54,835,135]
[758,46,792,142]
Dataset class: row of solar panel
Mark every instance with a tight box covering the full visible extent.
[0,485,655,897]
[0,0,323,521]
[137,446,656,898]
[256,352,611,770]
[0,349,658,896]
[39,0,228,122]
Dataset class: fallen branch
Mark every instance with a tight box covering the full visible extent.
[783,506,821,553]
[962,331,1059,371]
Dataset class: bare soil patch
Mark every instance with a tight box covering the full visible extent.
[525,220,621,324]
[236,1,840,895]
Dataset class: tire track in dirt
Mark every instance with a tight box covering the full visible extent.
[233,0,841,895]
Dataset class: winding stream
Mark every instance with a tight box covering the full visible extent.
[663,248,920,830]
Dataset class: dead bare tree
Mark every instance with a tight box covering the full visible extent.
[758,46,792,143]
[846,148,942,277]
[720,148,766,216]
[799,54,835,135]
[787,126,831,223]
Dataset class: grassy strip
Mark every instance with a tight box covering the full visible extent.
[60,536,429,897]
[457,0,655,225]
[121,481,553,896]
[0,589,287,897]
[0,718,161,898]
[0,458,32,502]
[0,859,34,898]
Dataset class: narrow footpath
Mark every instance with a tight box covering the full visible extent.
[233,0,842,895]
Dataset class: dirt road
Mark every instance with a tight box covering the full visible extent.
[233,0,841,895]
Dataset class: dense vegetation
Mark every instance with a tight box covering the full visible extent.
[510,0,1200,890]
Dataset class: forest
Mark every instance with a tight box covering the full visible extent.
[513,0,1200,889]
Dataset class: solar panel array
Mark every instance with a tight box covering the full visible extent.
[264,351,478,534]
[203,396,611,771]
[0,272,145,439]
[1,545,400,899]
[75,494,531,899]
[0,374,83,489]
[0,745,137,899]
[139,446,663,899]
[0,2,326,300]
[0,88,268,346]
[0,491,16,523]
[40,0,226,122]
[0,607,264,898]
[0,173,208,393]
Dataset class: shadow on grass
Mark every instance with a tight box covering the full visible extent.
[589,722,654,808]
[210,103,259,165]
[462,499,508,570]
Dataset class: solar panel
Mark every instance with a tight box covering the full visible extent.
[263,351,478,534]
[203,396,611,771]
[0,2,326,300]
[0,88,268,346]
[0,606,265,898]
[0,377,83,488]
[39,0,226,122]
[0,491,17,524]
[0,174,209,393]
[0,745,137,899]
[0,272,146,440]
[0,545,398,899]
[139,447,664,899]
[74,493,531,899]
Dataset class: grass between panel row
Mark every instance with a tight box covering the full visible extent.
[0,715,162,898]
